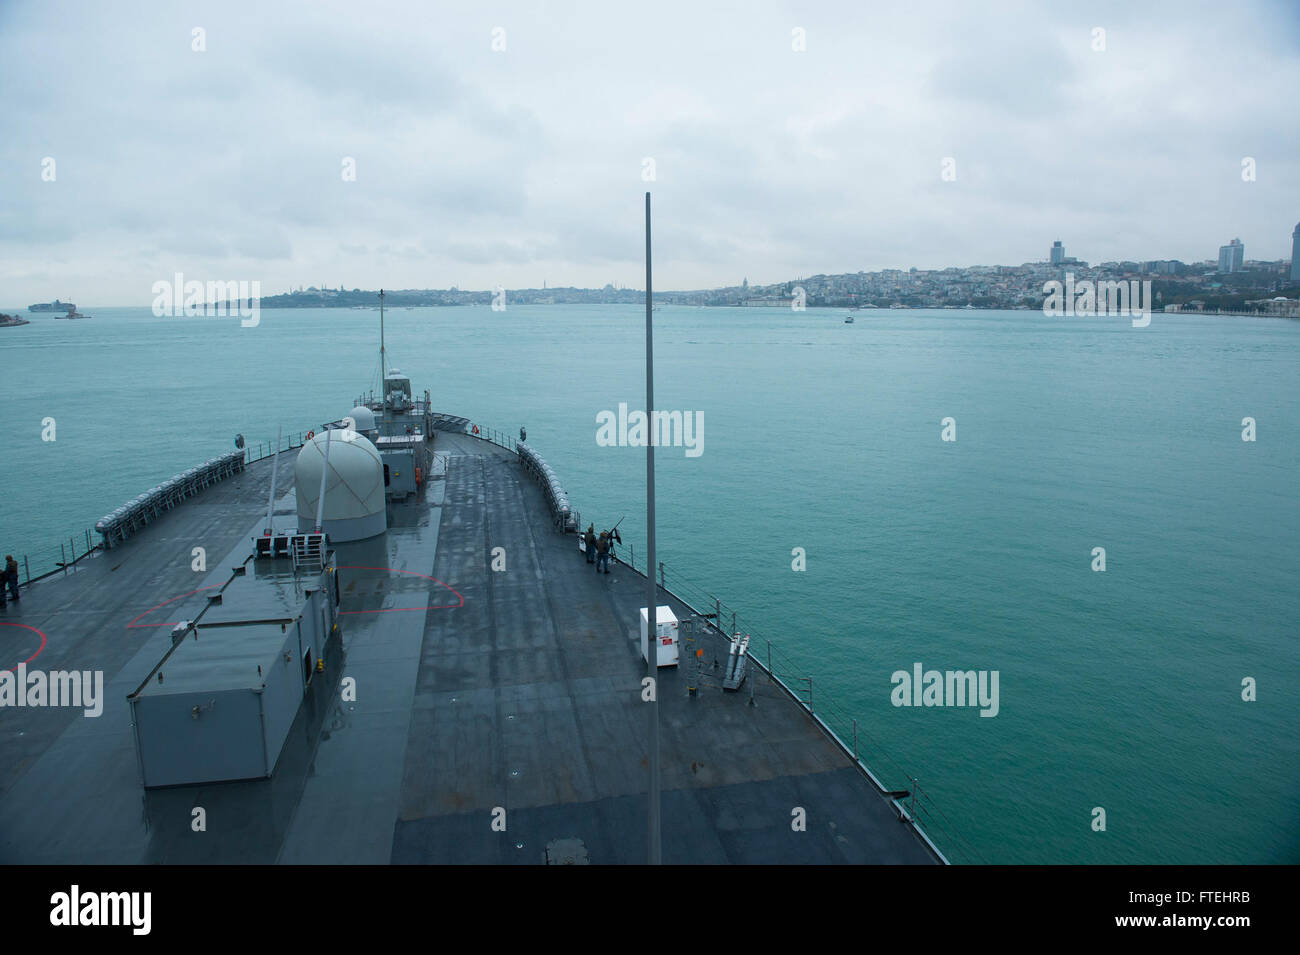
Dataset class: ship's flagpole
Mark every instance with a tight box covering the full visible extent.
[645,191,661,865]
[264,426,282,535]
[379,288,388,432]
[315,428,333,533]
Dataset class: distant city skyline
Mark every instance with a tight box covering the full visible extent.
[16,221,1297,307]
[192,223,1300,299]
[2,0,1298,305]
[19,221,1297,309]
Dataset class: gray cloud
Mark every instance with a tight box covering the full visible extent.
[1,0,1297,304]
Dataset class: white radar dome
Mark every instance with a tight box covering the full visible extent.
[347,405,377,434]
[294,431,387,541]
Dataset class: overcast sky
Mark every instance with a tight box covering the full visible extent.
[2,0,1298,304]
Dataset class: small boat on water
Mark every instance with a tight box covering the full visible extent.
[56,309,90,319]
[844,315,855,323]
[1,312,32,327]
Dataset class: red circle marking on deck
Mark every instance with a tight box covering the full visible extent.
[2,622,48,671]
[126,586,221,629]
[335,565,464,614]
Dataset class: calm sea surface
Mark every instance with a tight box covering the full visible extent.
[2,303,1297,863]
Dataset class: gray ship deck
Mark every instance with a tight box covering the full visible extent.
[0,431,938,864]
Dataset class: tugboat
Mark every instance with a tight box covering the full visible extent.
[0,312,31,327]
[55,308,90,319]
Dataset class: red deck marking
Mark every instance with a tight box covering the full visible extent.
[2,622,48,671]
[335,565,464,614]
[126,586,221,629]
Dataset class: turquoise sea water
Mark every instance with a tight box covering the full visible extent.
[2,303,1297,864]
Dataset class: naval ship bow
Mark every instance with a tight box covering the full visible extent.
[0,252,950,868]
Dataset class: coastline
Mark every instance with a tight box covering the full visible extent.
[7,303,1296,320]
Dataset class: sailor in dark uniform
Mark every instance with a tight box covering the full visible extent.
[3,555,18,604]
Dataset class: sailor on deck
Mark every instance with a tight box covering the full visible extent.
[2,555,18,605]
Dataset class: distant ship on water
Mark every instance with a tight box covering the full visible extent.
[1,312,31,327]
[29,299,75,313]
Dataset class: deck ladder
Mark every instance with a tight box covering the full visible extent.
[291,533,326,573]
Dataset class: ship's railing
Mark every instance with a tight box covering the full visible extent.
[353,392,438,418]
[468,425,518,454]
[13,435,308,586]
[93,450,249,549]
[8,531,100,588]
[244,432,307,464]
[515,441,578,533]
[466,425,584,529]
[412,409,517,452]
[613,547,987,865]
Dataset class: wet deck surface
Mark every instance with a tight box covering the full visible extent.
[0,432,937,864]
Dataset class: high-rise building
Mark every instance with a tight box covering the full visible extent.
[1050,240,1064,266]
[1218,238,1244,273]
[1291,223,1300,282]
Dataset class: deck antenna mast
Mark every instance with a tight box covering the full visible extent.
[263,427,282,535]
[379,288,388,432]
[314,428,333,533]
[644,191,661,865]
